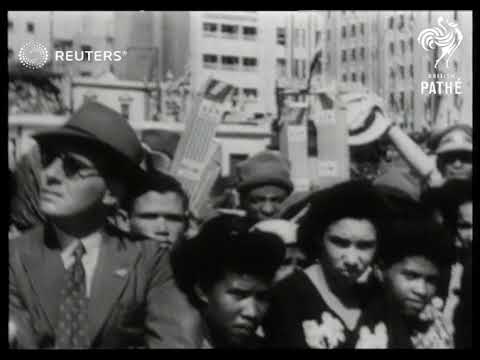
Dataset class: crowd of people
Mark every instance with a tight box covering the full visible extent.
[9,100,472,348]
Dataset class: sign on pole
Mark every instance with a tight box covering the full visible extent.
[278,101,311,192]
[170,77,235,208]
[309,91,350,190]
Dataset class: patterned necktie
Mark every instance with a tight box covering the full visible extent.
[55,242,90,349]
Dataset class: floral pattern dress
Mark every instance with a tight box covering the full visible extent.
[263,270,412,348]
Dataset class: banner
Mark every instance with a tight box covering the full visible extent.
[278,101,311,192]
[171,77,235,206]
[309,91,350,190]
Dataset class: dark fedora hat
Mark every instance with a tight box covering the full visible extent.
[32,101,144,178]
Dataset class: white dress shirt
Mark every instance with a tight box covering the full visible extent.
[55,226,103,298]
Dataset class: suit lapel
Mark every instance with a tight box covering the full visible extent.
[87,232,140,344]
[21,226,65,333]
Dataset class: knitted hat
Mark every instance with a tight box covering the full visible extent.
[236,151,293,194]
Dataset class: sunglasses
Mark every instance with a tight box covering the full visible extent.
[438,151,472,164]
[40,148,100,179]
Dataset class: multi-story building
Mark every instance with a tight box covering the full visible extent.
[8,11,51,60]
[114,11,297,119]
[8,11,115,78]
[307,10,472,132]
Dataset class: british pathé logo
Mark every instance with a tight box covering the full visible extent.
[18,41,49,70]
[418,17,464,96]
[418,16,463,69]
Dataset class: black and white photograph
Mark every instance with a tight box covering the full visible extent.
[8,10,472,349]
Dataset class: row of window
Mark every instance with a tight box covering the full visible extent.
[202,54,258,71]
[341,72,367,85]
[388,91,416,112]
[203,23,257,40]
[387,14,413,31]
[341,47,367,63]
[389,64,415,80]
[8,20,35,33]
[341,23,366,38]
[389,38,415,56]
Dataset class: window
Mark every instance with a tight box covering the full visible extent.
[243,88,258,100]
[8,19,13,30]
[327,30,331,41]
[351,25,356,37]
[389,93,396,109]
[54,39,73,51]
[352,73,357,82]
[8,48,13,58]
[203,22,218,36]
[81,45,92,61]
[301,59,306,78]
[399,14,405,30]
[389,42,395,55]
[351,48,356,61]
[341,26,347,38]
[409,64,414,78]
[120,103,130,120]
[409,37,414,52]
[293,59,299,77]
[401,40,406,54]
[399,91,405,110]
[315,31,321,45]
[454,11,458,21]
[390,68,396,80]
[342,73,348,82]
[342,49,347,63]
[80,71,92,77]
[360,23,365,35]
[360,47,365,60]
[27,22,35,33]
[243,26,257,40]
[389,17,394,29]
[221,55,239,70]
[277,58,287,77]
[411,91,415,111]
[399,65,405,79]
[361,72,366,84]
[277,27,286,45]
[203,54,218,69]
[221,24,239,38]
[428,61,432,73]
[295,29,300,47]
[243,57,257,71]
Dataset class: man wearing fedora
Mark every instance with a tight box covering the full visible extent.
[9,102,200,349]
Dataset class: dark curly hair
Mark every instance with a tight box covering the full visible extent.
[421,178,472,234]
[297,180,392,263]
[379,217,455,270]
[172,214,286,309]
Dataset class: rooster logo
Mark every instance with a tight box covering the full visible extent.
[417,17,463,69]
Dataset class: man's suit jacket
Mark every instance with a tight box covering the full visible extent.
[9,224,202,349]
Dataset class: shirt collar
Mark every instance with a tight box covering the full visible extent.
[54,225,103,259]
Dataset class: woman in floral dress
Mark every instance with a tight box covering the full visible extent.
[263,180,411,348]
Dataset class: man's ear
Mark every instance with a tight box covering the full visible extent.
[194,284,209,305]
[102,188,119,208]
[102,178,127,208]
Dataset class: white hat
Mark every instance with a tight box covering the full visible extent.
[251,219,298,245]
[338,92,390,146]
